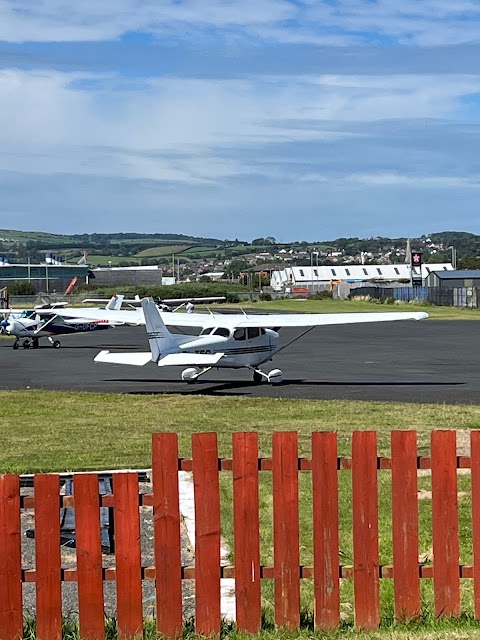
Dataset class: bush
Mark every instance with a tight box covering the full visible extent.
[8,281,36,295]
[259,292,272,301]
[309,290,332,300]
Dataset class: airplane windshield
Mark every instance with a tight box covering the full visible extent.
[213,328,230,338]
[200,328,214,336]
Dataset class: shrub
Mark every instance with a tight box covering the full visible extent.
[8,281,36,295]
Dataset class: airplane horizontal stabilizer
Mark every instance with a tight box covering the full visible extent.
[158,353,224,367]
[94,350,152,366]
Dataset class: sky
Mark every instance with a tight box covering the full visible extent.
[1,1,480,241]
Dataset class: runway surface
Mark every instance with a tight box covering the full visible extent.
[1,320,479,404]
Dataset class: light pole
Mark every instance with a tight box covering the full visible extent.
[447,246,457,269]
[312,251,319,291]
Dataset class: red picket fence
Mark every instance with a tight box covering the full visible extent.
[0,430,479,638]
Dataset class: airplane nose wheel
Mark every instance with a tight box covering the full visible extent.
[13,340,19,350]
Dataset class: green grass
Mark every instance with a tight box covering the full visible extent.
[2,391,480,472]
[23,615,480,639]
[238,298,480,320]
[4,391,480,634]
[134,244,193,257]
[77,255,143,266]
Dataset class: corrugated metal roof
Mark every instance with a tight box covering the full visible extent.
[429,270,480,279]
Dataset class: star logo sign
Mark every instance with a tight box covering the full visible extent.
[413,253,421,263]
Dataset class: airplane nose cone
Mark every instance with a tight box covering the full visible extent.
[0,320,8,328]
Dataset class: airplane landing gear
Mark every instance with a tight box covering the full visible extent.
[22,339,31,349]
[181,367,212,383]
[252,370,263,385]
[13,340,19,350]
[48,337,61,349]
[33,338,39,349]
[249,367,283,385]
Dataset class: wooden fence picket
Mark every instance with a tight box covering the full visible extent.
[192,432,221,636]
[113,473,143,639]
[391,431,420,621]
[0,475,23,640]
[152,433,183,639]
[233,432,261,633]
[34,474,62,640]
[352,431,380,630]
[273,431,300,630]
[431,430,460,617]
[471,430,480,619]
[74,474,105,640]
[312,431,339,630]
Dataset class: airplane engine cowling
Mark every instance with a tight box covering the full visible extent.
[267,369,283,384]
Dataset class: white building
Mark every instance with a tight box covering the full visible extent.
[270,263,454,291]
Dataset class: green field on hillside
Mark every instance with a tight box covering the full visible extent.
[134,244,193,257]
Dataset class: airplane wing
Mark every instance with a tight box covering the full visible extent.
[157,353,225,367]
[235,311,429,328]
[94,350,224,367]
[94,351,152,366]
[34,305,428,329]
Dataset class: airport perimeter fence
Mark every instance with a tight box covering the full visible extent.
[350,286,480,307]
[1,430,480,638]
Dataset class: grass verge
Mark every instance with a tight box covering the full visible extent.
[234,298,480,320]
[4,390,480,633]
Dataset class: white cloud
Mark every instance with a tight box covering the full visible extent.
[301,172,480,188]
[1,68,479,186]
[1,0,480,46]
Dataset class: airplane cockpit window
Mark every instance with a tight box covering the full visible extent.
[233,328,246,340]
[200,328,214,335]
[247,327,260,339]
[213,327,230,338]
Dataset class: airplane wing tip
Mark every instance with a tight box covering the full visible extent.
[94,350,110,362]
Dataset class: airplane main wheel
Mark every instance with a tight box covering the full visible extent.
[22,339,31,349]
[13,341,19,350]
[52,340,61,349]
[33,339,39,349]
[253,371,263,384]
[267,369,283,385]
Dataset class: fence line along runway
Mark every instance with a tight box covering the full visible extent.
[1,321,479,404]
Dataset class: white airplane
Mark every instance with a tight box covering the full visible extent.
[0,295,126,349]
[82,294,226,311]
[81,298,429,385]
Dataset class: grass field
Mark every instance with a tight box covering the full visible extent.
[2,391,480,632]
[237,298,480,320]
[74,255,143,266]
[134,244,193,257]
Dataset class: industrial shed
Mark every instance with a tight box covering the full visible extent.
[426,270,480,289]
[270,263,453,291]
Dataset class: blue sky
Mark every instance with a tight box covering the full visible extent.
[1,1,480,241]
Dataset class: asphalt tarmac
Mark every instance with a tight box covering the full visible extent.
[1,320,479,404]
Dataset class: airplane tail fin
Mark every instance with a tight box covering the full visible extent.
[141,297,175,362]
[105,294,124,310]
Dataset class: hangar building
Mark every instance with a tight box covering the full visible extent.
[426,269,480,289]
[0,263,91,293]
[270,263,453,291]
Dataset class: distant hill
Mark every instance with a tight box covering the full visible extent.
[1,228,479,268]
